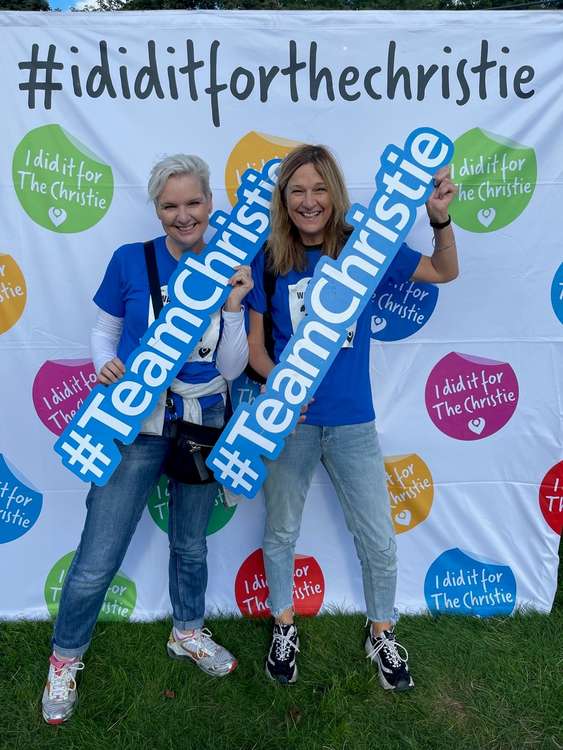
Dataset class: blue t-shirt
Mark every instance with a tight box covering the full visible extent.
[245,242,421,426]
[93,235,223,413]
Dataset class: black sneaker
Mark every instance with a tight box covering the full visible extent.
[365,627,414,692]
[265,623,299,684]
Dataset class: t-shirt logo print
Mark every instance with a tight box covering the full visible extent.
[288,278,310,333]
[187,310,221,363]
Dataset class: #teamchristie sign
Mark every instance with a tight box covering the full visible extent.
[54,160,279,485]
[54,127,453,495]
[208,127,454,498]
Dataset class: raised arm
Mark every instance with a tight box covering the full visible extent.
[215,264,253,380]
[411,165,459,285]
[248,308,275,379]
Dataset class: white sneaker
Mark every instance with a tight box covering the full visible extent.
[167,628,237,677]
[42,654,84,724]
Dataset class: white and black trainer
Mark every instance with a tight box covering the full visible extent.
[265,623,300,685]
[365,627,414,692]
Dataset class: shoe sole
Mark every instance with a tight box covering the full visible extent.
[166,644,238,677]
[43,715,65,725]
[378,672,415,692]
[365,640,414,692]
[265,661,298,685]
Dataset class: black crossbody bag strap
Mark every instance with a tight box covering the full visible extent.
[144,240,164,318]
[143,240,174,411]
[263,261,276,361]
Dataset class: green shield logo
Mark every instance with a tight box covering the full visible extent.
[450,128,536,233]
[12,124,113,233]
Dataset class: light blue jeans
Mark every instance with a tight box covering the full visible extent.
[262,420,398,623]
[52,403,224,658]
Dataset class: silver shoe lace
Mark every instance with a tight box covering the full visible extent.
[48,660,84,701]
[180,627,217,658]
[366,632,408,668]
[273,627,299,661]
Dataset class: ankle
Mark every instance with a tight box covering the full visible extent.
[371,621,392,637]
[51,652,78,665]
[275,608,294,627]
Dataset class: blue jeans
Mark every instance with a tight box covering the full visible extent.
[52,404,224,658]
[262,421,398,623]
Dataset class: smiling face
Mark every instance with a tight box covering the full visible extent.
[285,162,334,246]
[156,173,212,258]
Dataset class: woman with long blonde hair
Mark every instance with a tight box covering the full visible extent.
[246,144,459,690]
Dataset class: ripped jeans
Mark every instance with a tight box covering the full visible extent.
[262,420,398,623]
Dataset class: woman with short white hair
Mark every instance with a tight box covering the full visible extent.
[42,154,253,724]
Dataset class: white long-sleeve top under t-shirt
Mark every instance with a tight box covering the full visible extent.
[90,306,248,433]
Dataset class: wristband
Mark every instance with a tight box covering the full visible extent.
[430,214,451,230]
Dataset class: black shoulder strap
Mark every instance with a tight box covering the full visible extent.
[262,254,276,361]
[144,240,163,318]
[144,239,177,408]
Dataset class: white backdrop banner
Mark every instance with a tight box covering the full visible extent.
[1,9,561,622]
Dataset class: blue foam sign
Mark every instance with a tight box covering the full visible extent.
[208,128,454,498]
[54,159,280,485]
[424,547,517,617]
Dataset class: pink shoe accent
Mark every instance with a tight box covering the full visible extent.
[50,654,77,672]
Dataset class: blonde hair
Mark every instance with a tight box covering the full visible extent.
[148,154,211,205]
[268,144,352,276]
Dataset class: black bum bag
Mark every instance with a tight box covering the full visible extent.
[164,420,223,485]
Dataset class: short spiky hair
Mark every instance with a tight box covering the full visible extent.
[268,144,352,276]
[147,154,211,205]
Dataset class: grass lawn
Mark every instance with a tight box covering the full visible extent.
[2,559,562,750]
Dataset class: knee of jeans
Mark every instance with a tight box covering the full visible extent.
[359,536,397,574]
[170,536,207,562]
[68,562,116,594]
[263,522,301,549]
